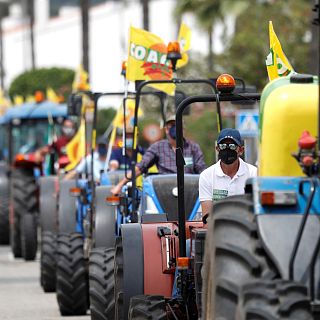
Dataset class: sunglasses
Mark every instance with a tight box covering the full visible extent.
[218,143,238,151]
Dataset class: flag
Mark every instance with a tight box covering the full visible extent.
[177,23,191,69]
[46,87,60,103]
[65,119,86,171]
[266,21,294,81]
[13,95,24,105]
[112,99,143,130]
[127,26,175,95]
[72,64,90,92]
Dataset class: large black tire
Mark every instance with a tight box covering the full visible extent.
[115,237,124,320]
[40,231,57,292]
[56,233,89,316]
[0,164,10,244]
[20,213,37,260]
[202,195,278,320]
[89,247,115,320]
[236,279,313,319]
[10,168,38,259]
[39,176,58,233]
[10,211,21,257]
[128,295,166,320]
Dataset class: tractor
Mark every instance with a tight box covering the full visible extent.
[1,100,68,261]
[201,72,319,319]
[0,115,10,244]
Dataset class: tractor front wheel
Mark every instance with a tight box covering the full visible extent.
[40,231,57,292]
[89,247,115,320]
[20,213,37,260]
[128,295,166,320]
[56,233,88,316]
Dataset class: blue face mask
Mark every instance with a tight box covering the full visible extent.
[98,145,107,156]
[168,125,176,140]
[126,138,133,148]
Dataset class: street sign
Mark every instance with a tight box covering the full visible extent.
[236,109,259,137]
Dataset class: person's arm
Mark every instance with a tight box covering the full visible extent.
[192,142,206,173]
[199,169,213,216]
[109,160,119,171]
[200,201,213,216]
[64,169,78,180]
[111,166,142,195]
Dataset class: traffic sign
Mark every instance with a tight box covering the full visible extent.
[236,109,259,137]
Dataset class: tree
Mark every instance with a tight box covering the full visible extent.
[9,67,75,102]
[216,0,312,90]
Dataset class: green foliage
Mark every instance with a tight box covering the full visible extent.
[96,108,116,137]
[184,109,219,165]
[216,0,311,90]
[8,67,75,101]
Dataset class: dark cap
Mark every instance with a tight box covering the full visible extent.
[217,128,242,146]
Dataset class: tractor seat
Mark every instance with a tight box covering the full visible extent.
[144,174,200,221]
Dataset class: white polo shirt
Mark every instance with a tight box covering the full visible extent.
[199,158,257,202]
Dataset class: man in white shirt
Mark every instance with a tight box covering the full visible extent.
[199,128,257,215]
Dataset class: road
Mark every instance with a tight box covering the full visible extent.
[0,246,91,320]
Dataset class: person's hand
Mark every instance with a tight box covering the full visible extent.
[111,184,122,195]
[34,151,43,163]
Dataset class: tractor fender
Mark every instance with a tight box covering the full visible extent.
[39,176,58,232]
[141,222,177,297]
[257,214,320,283]
[93,185,115,248]
[121,223,144,318]
[58,180,77,233]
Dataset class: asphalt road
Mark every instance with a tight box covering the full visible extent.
[0,246,91,320]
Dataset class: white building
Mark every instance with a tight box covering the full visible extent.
[1,0,230,105]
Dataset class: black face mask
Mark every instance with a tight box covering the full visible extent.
[168,125,176,140]
[219,149,238,165]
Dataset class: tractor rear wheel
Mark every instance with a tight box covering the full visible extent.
[40,231,57,292]
[114,237,124,320]
[202,195,278,320]
[56,233,88,316]
[236,279,313,319]
[89,247,115,320]
[20,213,37,260]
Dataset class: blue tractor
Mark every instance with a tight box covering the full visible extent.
[1,101,67,261]
[201,75,319,318]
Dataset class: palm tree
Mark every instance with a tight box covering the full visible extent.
[80,0,90,74]
[174,0,248,73]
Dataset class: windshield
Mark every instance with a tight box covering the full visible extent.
[12,119,62,156]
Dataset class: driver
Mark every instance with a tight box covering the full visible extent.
[111,115,206,195]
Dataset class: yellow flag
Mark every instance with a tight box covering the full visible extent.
[266,21,294,81]
[112,99,143,130]
[65,119,86,171]
[46,87,60,103]
[26,95,35,103]
[72,64,90,92]
[13,95,24,105]
[177,23,191,69]
[127,26,175,95]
